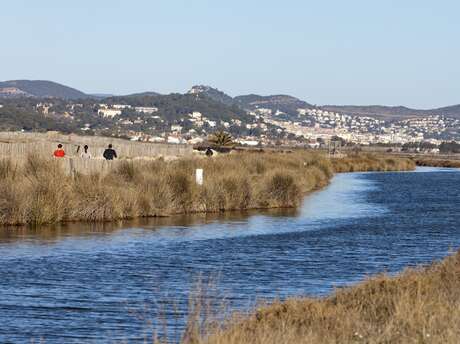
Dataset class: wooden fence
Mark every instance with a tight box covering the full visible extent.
[0,132,193,160]
[1,155,186,176]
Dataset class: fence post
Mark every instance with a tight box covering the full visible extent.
[68,157,76,178]
[196,168,204,185]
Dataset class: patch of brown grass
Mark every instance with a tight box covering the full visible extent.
[189,250,460,344]
[259,171,300,208]
[0,152,415,226]
[415,158,460,168]
[332,153,416,173]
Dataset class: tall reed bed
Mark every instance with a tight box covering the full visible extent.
[187,249,460,344]
[0,152,414,226]
[415,158,460,168]
[331,153,416,172]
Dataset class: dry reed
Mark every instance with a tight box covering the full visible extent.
[415,158,460,168]
[0,152,415,226]
[187,250,460,344]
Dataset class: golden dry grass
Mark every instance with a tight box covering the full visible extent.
[0,152,415,226]
[332,153,416,173]
[186,250,460,344]
[415,158,460,168]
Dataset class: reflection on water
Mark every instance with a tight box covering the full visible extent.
[0,209,298,250]
[1,168,460,343]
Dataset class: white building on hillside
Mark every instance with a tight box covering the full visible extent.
[207,120,217,127]
[190,111,202,119]
[98,108,122,118]
[135,106,158,114]
[238,139,259,146]
[171,124,183,132]
[113,104,132,110]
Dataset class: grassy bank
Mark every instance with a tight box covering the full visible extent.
[187,250,460,344]
[0,152,414,226]
[332,154,415,173]
[415,158,460,168]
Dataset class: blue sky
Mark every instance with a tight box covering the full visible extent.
[1,0,459,108]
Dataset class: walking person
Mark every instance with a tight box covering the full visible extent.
[103,144,117,160]
[53,144,65,158]
[205,147,214,157]
[80,145,91,159]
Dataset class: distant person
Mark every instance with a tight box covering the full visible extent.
[80,145,91,159]
[205,147,214,157]
[53,144,65,158]
[103,144,117,160]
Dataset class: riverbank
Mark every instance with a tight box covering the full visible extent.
[189,249,460,344]
[415,158,460,168]
[0,152,414,226]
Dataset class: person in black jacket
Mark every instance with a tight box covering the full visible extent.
[103,144,117,160]
[205,147,214,157]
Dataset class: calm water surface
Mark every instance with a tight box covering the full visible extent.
[1,167,459,343]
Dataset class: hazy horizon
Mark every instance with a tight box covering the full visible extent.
[1,0,459,108]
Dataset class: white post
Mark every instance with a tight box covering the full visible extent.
[196,168,204,186]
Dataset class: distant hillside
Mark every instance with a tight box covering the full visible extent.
[235,94,314,116]
[89,93,115,99]
[429,104,460,118]
[0,80,88,100]
[188,85,234,106]
[321,105,420,120]
[184,87,316,119]
[124,91,161,97]
[106,92,254,123]
[2,79,459,121]
[185,87,316,119]
[322,104,460,120]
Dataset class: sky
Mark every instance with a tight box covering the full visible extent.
[1,0,459,108]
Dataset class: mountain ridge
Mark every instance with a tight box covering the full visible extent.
[0,80,89,100]
[322,104,460,120]
[1,79,459,120]
[187,85,235,106]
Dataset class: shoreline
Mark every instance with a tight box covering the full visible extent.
[0,152,415,228]
[192,249,460,344]
[415,158,460,168]
[2,157,457,343]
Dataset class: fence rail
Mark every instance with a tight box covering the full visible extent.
[0,132,193,160]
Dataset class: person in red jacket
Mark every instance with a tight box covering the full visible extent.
[53,144,65,158]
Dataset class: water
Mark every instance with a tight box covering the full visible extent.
[1,167,459,343]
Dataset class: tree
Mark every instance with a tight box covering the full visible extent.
[208,130,234,147]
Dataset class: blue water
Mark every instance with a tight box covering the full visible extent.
[0,167,459,343]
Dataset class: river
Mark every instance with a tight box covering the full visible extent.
[1,167,459,343]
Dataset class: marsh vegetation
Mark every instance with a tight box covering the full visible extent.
[185,250,460,344]
[0,152,414,226]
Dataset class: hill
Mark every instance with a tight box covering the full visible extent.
[429,104,460,118]
[124,91,161,97]
[322,104,460,120]
[180,86,315,120]
[234,94,314,118]
[106,92,253,123]
[1,79,459,122]
[188,85,235,106]
[0,80,88,99]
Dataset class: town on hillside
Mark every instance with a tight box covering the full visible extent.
[1,81,460,153]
